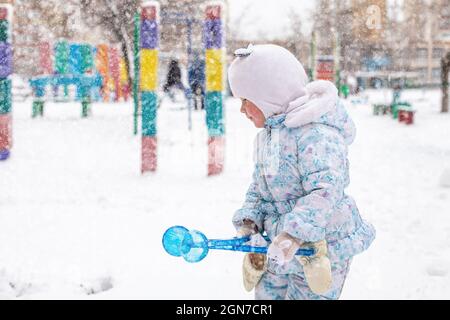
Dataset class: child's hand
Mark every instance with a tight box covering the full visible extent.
[267,232,303,266]
[236,219,258,237]
[239,223,267,271]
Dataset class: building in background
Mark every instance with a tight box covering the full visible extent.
[312,0,449,87]
[404,0,450,86]
[10,0,450,89]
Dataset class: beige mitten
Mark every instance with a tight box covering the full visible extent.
[242,252,267,292]
[297,240,332,295]
[237,220,268,292]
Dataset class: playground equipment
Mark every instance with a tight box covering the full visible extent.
[398,104,415,125]
[39,41,53,75]
[29,75,99,118]
[309,29,342,91]
[340,83,350,99]
[372,87,416,125]
[96,44,110,101]
[388,87,416,125]
[0,1,13,161]
[29,39,129,119]
[162,226,315,263]
[372,103,389,115]
[315,56,335,82]
[30,40,97,118]
[119,57,131,101]
[137,1,226,176]
[109,47,120,102]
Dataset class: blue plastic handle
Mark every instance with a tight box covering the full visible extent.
[209,241,315,256]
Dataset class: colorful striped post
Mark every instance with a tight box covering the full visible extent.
[109,46,120,102]
[55,39,70,99]
[39,41,53,75]
[80,44,93,116]
[69,43,92,116]
[69,43,83,75]
[55,40,69,74]
[140,1,159,174]
[39,41,56,100]
[0,1,13,161]
[119,57,130,101]
[80,44,94,74]
[204,2,225,176]
[31,78,46,118]
[96,44,110,102]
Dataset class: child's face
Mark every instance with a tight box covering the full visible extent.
[240,99,266,128]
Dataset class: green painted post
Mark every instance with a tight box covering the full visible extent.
[32,101,44,118]
[82,98,89,118]
[63,85,69,99]
[133,11,140,135]
[32,101,39,118]
[55,40,70,99]
[80,78,91,118]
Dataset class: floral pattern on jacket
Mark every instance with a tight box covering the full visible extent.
[233,100,375,274]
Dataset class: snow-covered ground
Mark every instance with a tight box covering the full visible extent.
[1,88,449,299]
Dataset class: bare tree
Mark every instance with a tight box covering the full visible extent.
[79,0,138,87]
[14,0,79,76]
[442,52,450,113]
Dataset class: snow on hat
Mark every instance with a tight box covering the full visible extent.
[228,44,308,119]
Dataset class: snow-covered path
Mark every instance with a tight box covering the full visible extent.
[1,89,449,299]
[342,89,450,299]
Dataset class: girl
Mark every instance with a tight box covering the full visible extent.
[228,44,375,300]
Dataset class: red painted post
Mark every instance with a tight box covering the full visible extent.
[109,47,120,102]
[39,41,53,75]
[142,136,157,172]
[207,136,225,176]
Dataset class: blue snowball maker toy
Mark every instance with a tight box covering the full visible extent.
[162,226,316,263]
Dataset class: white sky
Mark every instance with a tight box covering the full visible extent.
[227,0,317,40]
[227,0,406,40]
